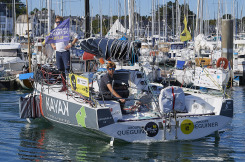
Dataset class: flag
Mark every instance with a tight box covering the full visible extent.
[42,29,54,45]
[180,16,192,42]
[45,18,70,45]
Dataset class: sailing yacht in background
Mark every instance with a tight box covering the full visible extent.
[0,38,27,90]
[0,0,28,72]
[172,0,233,91]
[0,40,27,72]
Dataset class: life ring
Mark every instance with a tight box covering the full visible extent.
[216,57,228,69]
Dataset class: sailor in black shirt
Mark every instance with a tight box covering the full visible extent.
[100,62,125,103]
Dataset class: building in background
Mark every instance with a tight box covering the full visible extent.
[0,3,13,42]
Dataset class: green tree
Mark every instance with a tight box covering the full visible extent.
[92,15,99,34]
[161,2,195,27]
[0,0,26,18]
[209,19,216,26]
[30,8,39,15]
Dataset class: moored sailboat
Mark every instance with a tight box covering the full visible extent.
[19,38,233,143]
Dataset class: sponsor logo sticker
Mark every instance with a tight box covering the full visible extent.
[145,122,159,137]
[181,119,194,134]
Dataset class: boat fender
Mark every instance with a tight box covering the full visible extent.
[156,68,161,80]
[159,86,186,113]
[187,60,192,68]
[216,57,228,69]
[150,51,156,56]
[19,95,42,119]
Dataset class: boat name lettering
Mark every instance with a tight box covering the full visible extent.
[46,97,69,116]
[117,129,145,136]
[195,122,218,129]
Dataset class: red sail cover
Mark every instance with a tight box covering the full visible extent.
[82,52,96,60]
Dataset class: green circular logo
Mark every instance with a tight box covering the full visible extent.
[181,119,194,134]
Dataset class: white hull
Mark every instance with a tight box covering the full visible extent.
[174,67,231,90]
[29,74,233,143]
[0,57,27,71]
[101,115,231,142]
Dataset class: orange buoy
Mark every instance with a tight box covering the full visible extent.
[99,58,105,64]
[216,57,229,69]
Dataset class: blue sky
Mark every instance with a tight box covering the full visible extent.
[22,0,245,20]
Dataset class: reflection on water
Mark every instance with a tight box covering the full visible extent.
[0,88,244,161]
[18,119,112,161]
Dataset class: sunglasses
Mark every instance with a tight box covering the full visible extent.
[108,68,115,71]
[56,21,62,24]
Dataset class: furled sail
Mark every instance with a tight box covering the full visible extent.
[80,38,140,61]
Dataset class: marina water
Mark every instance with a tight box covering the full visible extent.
[0,87,244,161]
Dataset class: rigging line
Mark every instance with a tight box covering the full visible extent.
[202,68,231,98]
[139,63,161,115]
[203,68,222,90]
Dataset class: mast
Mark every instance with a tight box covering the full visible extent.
[90,7,93,36]
[163,2,168,41]
[26,0,31,72]
[241,2,244,33]
[110,0,112,29]
[196,0,200,36]
[47,0,51,33]
[165,1,168,40]
[158,0,160,40]
[100,0,102,37]
[216,0,220,45]
[124,0,127,33]
[128,0,131,38]
[172,3,174,37]
[233,0,236,37]
[61,0,63,17]
[5,6,7,41]
[200,0,203,34]
[152,0,154,37]
[136,5,138,39]
[13,0,16,38]
[176,0,178,39]
[132,0,134,40]
[85,0,90,38]
[118,0,120,34]
[39,0,42,37]
[128,0,134,40]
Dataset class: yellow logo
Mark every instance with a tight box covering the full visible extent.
[181,119,194,134]
[69,73,89,97]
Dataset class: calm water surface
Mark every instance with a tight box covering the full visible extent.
[0,87,245,161]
